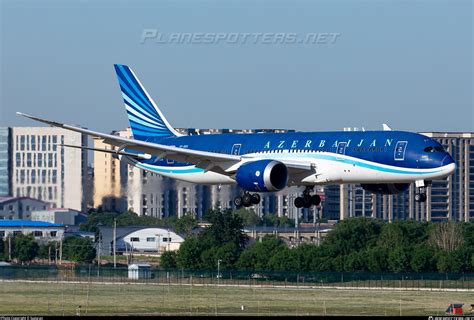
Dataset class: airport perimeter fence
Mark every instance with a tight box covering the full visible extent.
[0,265,473,291]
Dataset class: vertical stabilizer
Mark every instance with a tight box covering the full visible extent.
[114,64,182,140]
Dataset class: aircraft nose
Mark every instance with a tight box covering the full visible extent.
[441,154,455,166]
[441,154,456,174]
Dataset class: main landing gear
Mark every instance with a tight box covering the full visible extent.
[234,192,261,208]
[294,186,321,209]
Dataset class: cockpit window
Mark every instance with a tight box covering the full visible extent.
[424,146,434,153]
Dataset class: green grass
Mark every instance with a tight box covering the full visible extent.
[0,281,472,316]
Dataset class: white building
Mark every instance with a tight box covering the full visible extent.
[128,263,152,279]
[31,208,85,225]
[0,220,65,242]
[116,227,184,254]
[11,127,88,211]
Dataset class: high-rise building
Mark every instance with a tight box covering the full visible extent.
[127,168,175,217]
[11,127,88,211]
[0,128,12,196]
[93,130,129,212]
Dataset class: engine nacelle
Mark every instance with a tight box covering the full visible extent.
[360,183,410,195]
[235,160,288,192]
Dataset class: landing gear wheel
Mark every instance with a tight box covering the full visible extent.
[415,193,427,202]
[294,197,304,208]
[242,193,253,207]
[251,194,261,205]
[311,194,321,206]
[234,196,243,207]
[303,195,312,208]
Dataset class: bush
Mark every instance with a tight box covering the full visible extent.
[12,234,39,264]
[62,237,96,263]
[160,251,178,269]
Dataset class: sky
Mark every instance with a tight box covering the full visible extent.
[1,0,472,133]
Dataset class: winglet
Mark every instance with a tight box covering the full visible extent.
[382,123,392,131]
[17,112,65,128]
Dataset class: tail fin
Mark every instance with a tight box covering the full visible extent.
[114,64,182,140]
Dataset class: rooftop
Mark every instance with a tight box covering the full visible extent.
[0,220,64,228]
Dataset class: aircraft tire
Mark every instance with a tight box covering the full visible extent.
[234,196,243,207]
[294,197,304,208]
[251,194,261,205]
[242,193,253,207]
[311,194,321,206]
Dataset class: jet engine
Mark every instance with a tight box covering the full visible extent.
[235,160,288,192]
[360,183,410,195]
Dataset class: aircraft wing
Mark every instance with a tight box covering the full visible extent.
[17,112,315,176]
[17,113,240,163]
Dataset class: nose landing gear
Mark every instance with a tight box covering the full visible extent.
[294,187,321,208]
[415,192,427,202]
[234,192,261,208]
[415,180,428,203]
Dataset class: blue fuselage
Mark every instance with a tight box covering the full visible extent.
[139,130,455,171]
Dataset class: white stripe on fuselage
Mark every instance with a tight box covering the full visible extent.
[123,151,453,186]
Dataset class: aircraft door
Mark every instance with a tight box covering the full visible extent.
[336,142,347,160]
[394,141,407,161]
[231,144,242,156]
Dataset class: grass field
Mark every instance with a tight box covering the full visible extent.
[0,281,472,316]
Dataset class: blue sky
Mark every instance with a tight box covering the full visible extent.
[1,0,472,133]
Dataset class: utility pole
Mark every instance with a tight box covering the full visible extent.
[59,239,63,265]
[97,234,101,276]
[217,259,222,286]
[294,194,299,246]
[155,234,160,256]
[8,236,11,261]
[113,219,117,268]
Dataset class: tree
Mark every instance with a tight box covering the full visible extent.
[0,237,4,259]
[293,244,320,272]
[215,242,241,270]
[366,246,388,272]
[38,242,57,261]
[160,251,178,269]
[344,251,366,272]
[201,209,248,250]
[430,222,464,253]
[321,217,382,257]
[387,245,410,273]
[174,213,198,237]
[268,248,298,271]
[236,236,286,270]
[410,243,435,272]
[12,234,39,264]
[62,237,96,263]
[234,208,261,227]
[176,237,202,269]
